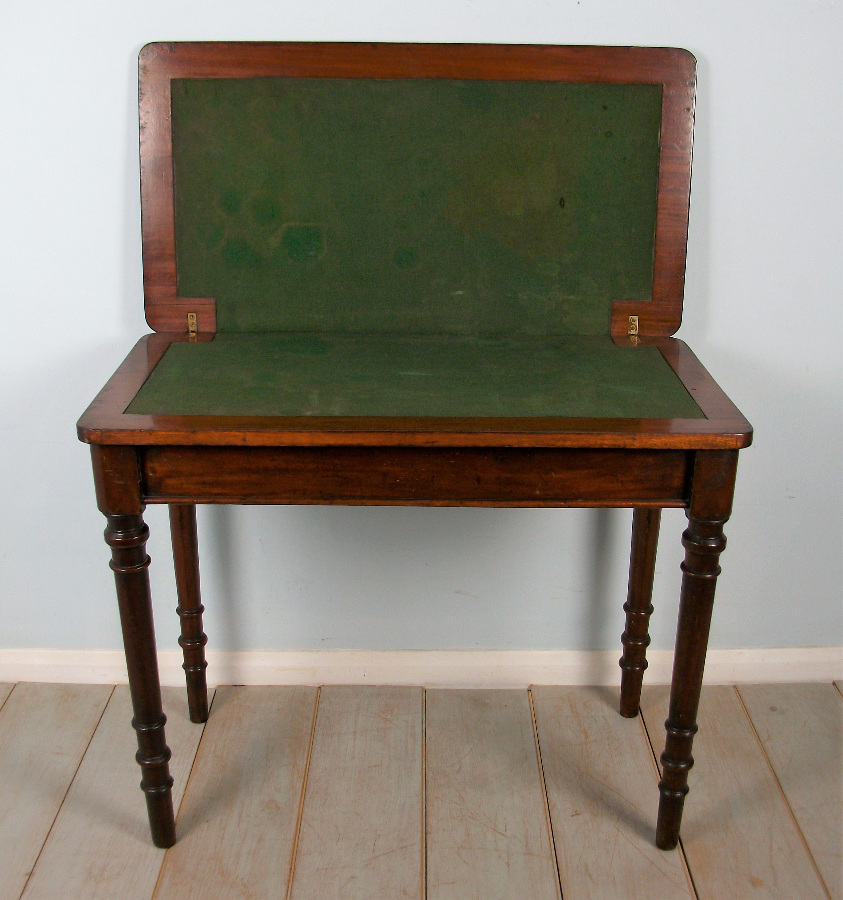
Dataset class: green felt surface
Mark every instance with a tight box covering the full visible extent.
[126,334,704,419]
[171,78,662,335]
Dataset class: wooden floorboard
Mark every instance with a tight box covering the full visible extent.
[738,682,843,900]
[0,683,111,900]
[153,685,317,900]
[425,689,559,900]
[532,685,694,900]
[21,686,208,900]
[640,684,829,900]
[3,681,841,899]
[289,686,424,900]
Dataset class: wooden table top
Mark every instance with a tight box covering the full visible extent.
[78,333,752,450]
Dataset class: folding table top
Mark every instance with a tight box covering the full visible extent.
[78,43,751,451]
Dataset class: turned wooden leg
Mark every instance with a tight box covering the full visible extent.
[619,507,661,717]
[106,513,176,848]
[656,451,738,850]
[169,504,209,723]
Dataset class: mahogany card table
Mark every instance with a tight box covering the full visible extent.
[77,42,752,849]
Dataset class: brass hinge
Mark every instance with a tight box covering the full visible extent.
[187,312,198,340]
[627,315,639,345]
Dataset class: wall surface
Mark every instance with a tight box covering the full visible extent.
[1,0,840,658]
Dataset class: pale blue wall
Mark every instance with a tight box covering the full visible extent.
[1,0,840,653]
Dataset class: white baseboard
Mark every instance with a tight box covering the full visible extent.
[0,647,839,687]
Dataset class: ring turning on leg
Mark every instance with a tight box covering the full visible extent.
[106,513,176,848]
[656,514,727,850]
[619,508,661,717]
[169,504,209,723]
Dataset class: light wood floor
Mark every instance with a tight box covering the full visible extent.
[1,681,839,900]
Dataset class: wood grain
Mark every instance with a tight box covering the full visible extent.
[426,689,559,900]
[154,685,317,899]
[0,683,112,900]
[532,686,693,899]
[22,686,208,900]
[141,445,691,507]
[290,686,424,899]
[641,685,828,899]
[738,683,842,900]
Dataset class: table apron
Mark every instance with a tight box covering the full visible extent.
[140,446,693,506]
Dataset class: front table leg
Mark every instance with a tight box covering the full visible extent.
[656,450,738,850]
[105,513,176,848]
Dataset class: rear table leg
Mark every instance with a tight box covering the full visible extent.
[619,508,661,717]
[169,504,209,723]
[106,513,176,848]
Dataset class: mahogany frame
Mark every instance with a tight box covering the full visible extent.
[78,42,752,852]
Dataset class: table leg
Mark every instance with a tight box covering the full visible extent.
[105,513,176,848]
[656,450,738,850]
[169,504,209,723]
[619,507,661,717]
